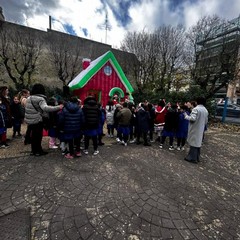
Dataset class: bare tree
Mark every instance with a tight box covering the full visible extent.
[120,29,157,94]
[154,25,186,92]
[120,26,185,95]
[47,32,82,89]
[0,22,43,89]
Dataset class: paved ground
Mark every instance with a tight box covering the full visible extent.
[0,124,240,240]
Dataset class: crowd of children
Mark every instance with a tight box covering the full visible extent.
[1,84,207,162]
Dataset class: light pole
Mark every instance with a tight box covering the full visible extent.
[221,72,228,123]
[222,95,228,123]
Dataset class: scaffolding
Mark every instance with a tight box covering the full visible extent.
[195,16,240,101]
[196,15,240,46]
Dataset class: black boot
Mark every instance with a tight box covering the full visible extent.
[144,142,151,146]
[98,135,104,146]
[155,136,160,142]
[143,133,151,146]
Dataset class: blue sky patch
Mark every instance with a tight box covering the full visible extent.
[82,28,88,37]
[64,23,77,36]
[99,0,142,27]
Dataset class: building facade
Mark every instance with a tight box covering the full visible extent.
[196,16,240,102]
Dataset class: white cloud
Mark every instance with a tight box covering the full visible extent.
[183,0,240,29]
[56,0,103,38]
[128,0,156,32]
[27,13,50,29]
[2,0,240,48]
[25,0,126,47]
[183,0,218,29]
[127,0,184,32]
[105,6,127,48]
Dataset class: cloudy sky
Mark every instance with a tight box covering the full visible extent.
[1,0,240,48]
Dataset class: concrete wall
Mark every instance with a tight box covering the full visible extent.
[0,7,4,21]
[0,20,138,91]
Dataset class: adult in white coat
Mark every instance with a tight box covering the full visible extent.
[184,97,208,163]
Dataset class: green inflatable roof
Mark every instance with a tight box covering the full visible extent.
[68,51,134,94]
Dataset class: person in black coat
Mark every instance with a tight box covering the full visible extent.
[136,103,151,146]
[148,103,156,142]
[128,102,137,143]
[82,96,101,155]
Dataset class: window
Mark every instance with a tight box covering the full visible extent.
[104,65,112,76]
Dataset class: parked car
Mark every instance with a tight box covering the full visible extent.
[216,103,240,118]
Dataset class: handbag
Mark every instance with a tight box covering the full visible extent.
[30,97,50,130]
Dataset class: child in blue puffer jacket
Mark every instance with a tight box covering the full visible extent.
[58,96,85,159]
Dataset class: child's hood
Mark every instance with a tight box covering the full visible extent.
[65,102,80,113]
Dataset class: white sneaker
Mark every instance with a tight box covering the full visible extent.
[83,149,89,155]
[181,147,185,151]
[129,139,136,144]
[159,144,163,149]
[177,147,181,151]
[116,138,121,142]
[60,142,66,151]
[169,146,174,151]
[93,150,99,155]
[49,145,58,149]
[61,149,68,155]
[0,143,9,148]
